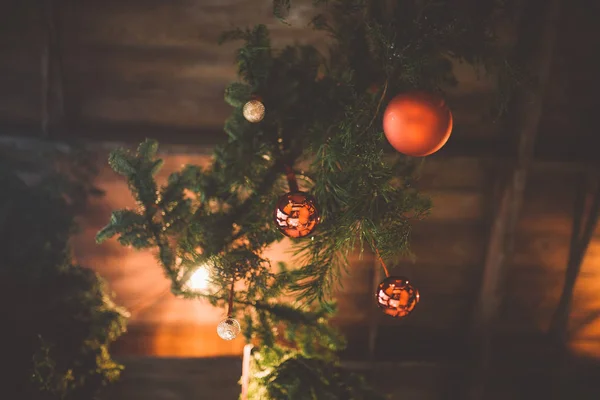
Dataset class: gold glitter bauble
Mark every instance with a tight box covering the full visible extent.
[217,317,241,341]
[376,276,420,318]
[243,99,265,123]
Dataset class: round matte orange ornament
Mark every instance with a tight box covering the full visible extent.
[382,91,453,157]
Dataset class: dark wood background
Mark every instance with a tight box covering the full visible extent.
[2,2,600,395]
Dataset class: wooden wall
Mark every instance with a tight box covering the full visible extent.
[73,149,600,360]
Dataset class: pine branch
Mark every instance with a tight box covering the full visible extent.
[96,1,519,398]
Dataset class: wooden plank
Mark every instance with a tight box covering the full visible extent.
[497,306,557,333]
[498,284,600,336]
[419,158,488,190]
[425,190,485,221]
[409,222,487,266]
[97,357,243,400]
[516,171,600,236]
[503,273,563,304]
[436,135,600,164]
[569,240,600,301]
[332,292,373,324]
[374,294,474,330]
[393,263,479,295]
[511,233,600,273]
[509,262,600,279]
[512,233,570,271]
[1,122,600,167]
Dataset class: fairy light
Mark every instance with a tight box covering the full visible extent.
[184,265,211,292]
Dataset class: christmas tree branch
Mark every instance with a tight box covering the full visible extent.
[96,1,519,397]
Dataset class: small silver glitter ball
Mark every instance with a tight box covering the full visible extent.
[217,317,241,341]
[243,99,265,123]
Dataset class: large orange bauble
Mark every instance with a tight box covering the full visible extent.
[383,91,453,157]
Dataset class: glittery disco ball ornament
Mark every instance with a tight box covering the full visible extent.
[243,99,265,123]
[376,276,420,318]
[383,91,453,157]
[217,317,241,341]
[273,192,320,238]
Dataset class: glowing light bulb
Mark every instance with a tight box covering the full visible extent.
[185,266,211,292]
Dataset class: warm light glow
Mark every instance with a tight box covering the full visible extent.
[186,266,211,291]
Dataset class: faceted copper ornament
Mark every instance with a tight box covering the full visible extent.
[376,276,420,318]
[273,192,320,238]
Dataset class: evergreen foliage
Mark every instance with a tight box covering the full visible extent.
[97,1,512,398]
[0,148,127,399]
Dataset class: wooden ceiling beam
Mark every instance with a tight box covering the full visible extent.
[546,175,600,394]
[467,0,563,398]
[551,176,600,339]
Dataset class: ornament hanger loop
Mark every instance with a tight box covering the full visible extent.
[374,246,390,278]
[366,79,389,132]
[284,164,299,193]
[227,277,235,318]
